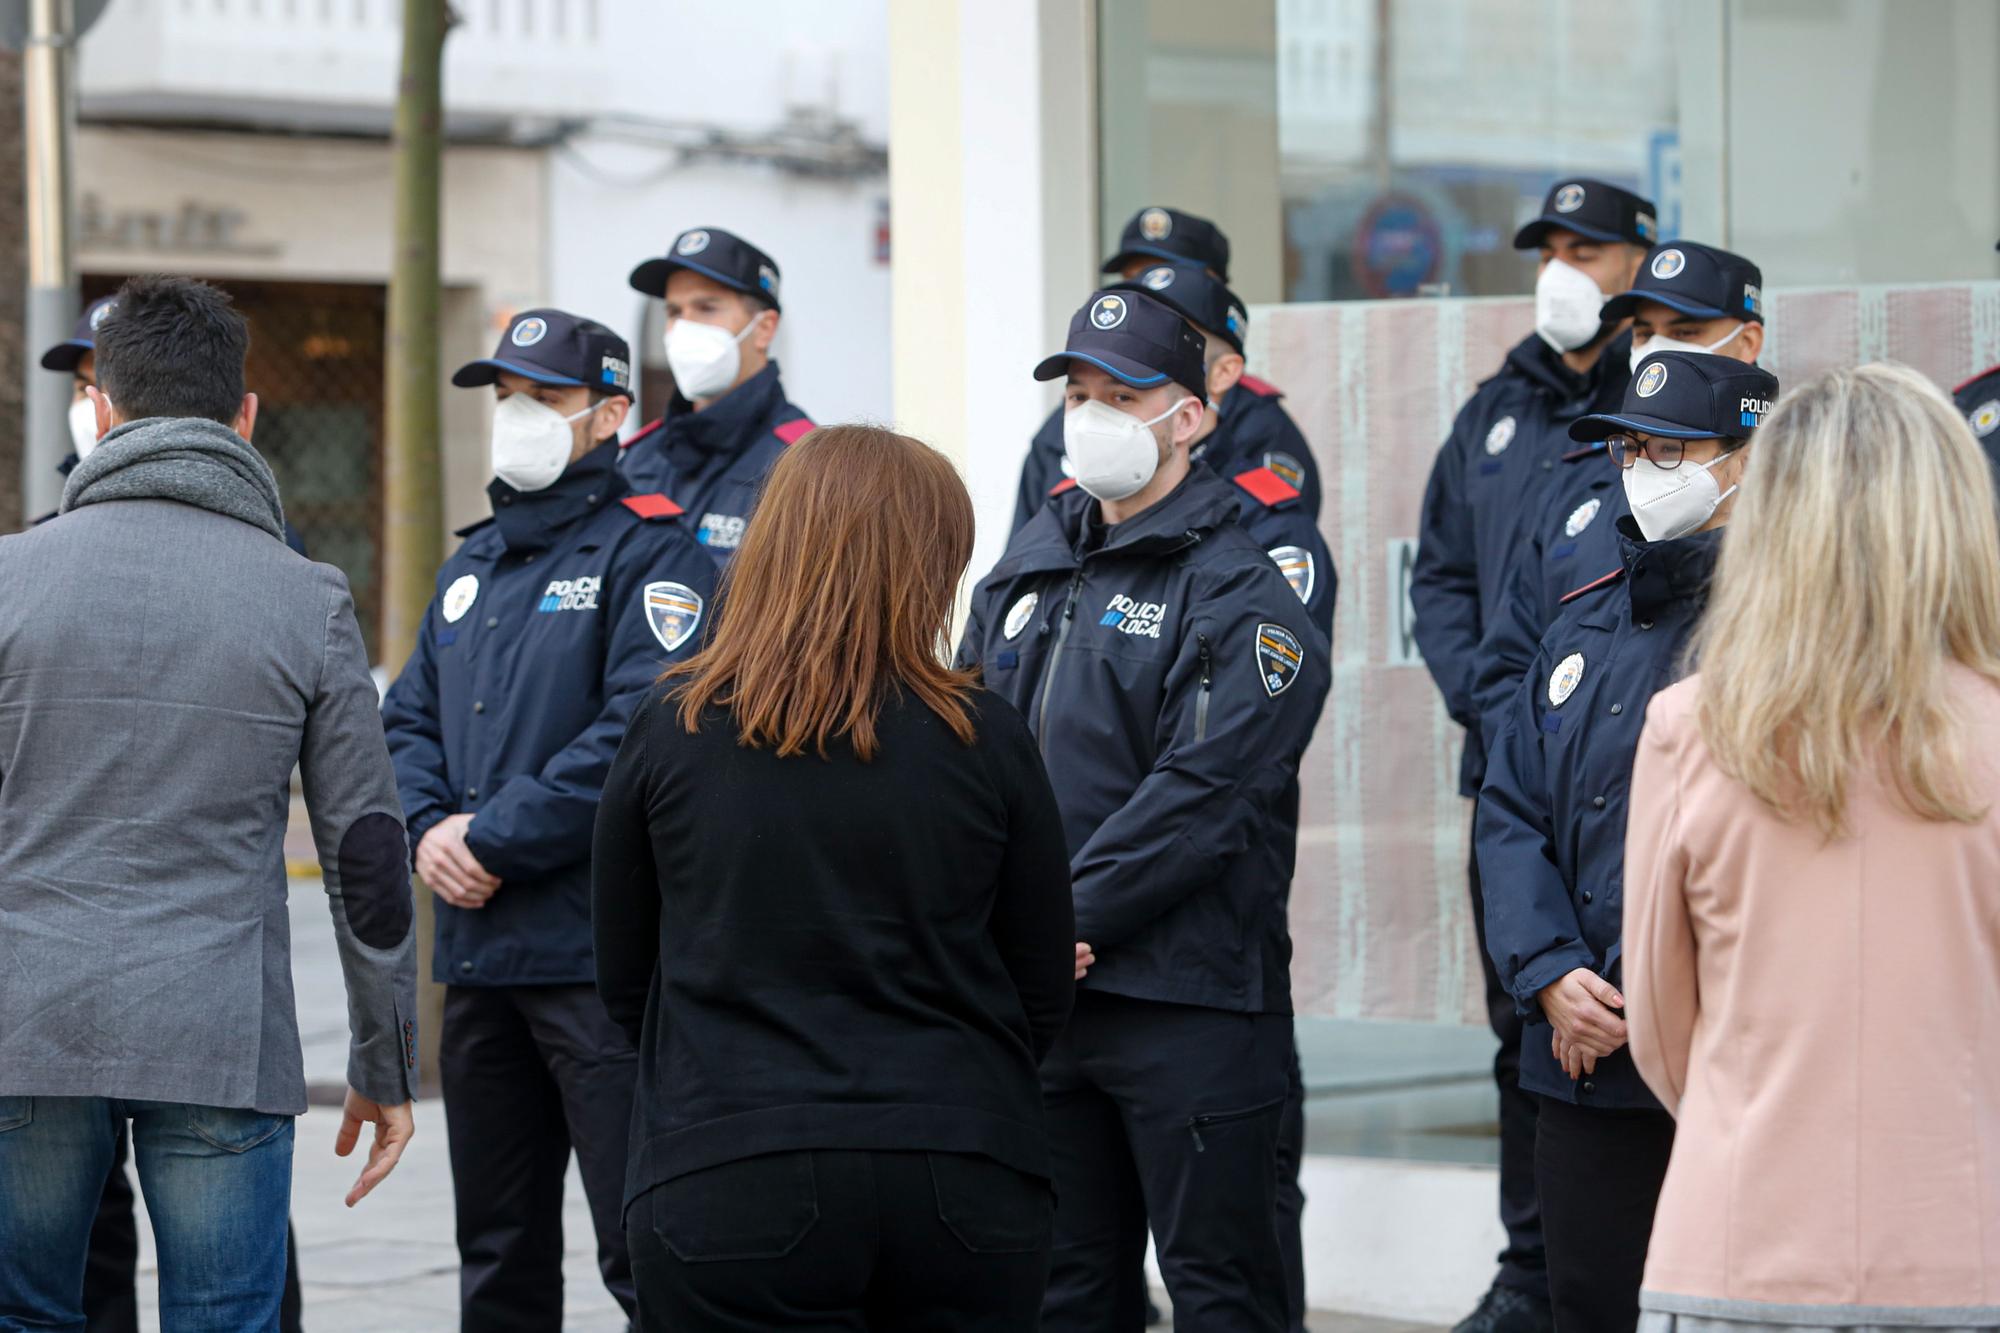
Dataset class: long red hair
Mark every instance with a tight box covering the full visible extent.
[665,424,978,759]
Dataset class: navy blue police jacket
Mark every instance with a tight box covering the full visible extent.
[1010,374,1324,535]
[381,442,718,987]
[1411,331,1630,795]
[618,360,813,561]
[956,468,1330,1015]
[1475,515,1718,1108]
[1471,446,1625,748]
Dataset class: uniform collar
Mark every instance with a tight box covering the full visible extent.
[996,467,1242,581]
[56,451,79,478]
[486,441,624,552]
[663,360,785,466]
[1503,329,1631,410]
[1617,515,1724,622]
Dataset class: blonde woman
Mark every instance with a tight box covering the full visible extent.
[1625,363,2000,1331]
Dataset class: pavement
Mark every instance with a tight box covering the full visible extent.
[114,871,1444,1330]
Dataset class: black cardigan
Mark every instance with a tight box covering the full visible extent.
[592,685,1076,1213]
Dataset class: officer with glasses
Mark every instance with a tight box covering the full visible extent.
[1476,349,1781,1333]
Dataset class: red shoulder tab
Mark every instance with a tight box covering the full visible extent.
[1232,466,1301,508]
[1561,442,1606,463]
[1953,363,2000,395]
[622,493,684,520]
[773,418,816,446]
[620,417,664,450]
[1559,567,1626,605]
[1048,477,1079,497]
[1237,373,1282,398]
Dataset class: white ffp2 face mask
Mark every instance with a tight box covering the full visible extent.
[665,314,762,401]
[1062,396,1193,502]
[69,395,100,460]
[1630,322,1745,374]
[1535,258,1610,353]
[1622,451,1738,542]
[490,394,592,493]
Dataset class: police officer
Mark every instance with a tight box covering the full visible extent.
[1472,242,1767,744]
[958,288,1329,1333]
[1011,206,1325,535]
[1479,350,1779,1333]
[380,309,717,1330]
[621,227,815,557]
[1409,176,1655,1333]
[1954,362,2000,470]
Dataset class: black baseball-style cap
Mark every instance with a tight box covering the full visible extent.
[39,295,119,372]
[1601,241,1764,324]
[1108,262,1249,356]
[1955,364,2000,442]
[1513,178,1659,250]
[1569,350,1778,443]
[1101,206,1232,282]
[452,308,634,399]
[628,227,782,312]
[1033,289,1209,402]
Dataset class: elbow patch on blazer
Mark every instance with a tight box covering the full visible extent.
[340,812,414,949]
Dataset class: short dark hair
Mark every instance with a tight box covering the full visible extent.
[94,275,250,426]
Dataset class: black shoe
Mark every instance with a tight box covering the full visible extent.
[1451,1283,1554,1333]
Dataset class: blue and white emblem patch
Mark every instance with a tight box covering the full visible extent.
[1548,653,1586,708]
[1267,546,1314,605]
[644,582,704,652]
[442,574,479,624]
[1004,592,1039,641]
[1255,623,1305,698]
[1564,498,1602,538]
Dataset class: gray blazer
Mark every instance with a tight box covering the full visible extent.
[0,497,418,1113]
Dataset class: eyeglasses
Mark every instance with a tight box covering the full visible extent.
[1607,433,1690,470]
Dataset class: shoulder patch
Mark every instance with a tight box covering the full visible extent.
[1049,477,1079,497]
[1255,623,1305,697]
[620,417,665,450]
[622,493,685,520]
[643,581,704,652]
[1559,567,1626,605]
[773,418,816,446]
[1237,373,1282,398]
[1232,466,1301,509]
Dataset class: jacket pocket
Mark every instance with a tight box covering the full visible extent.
[186,1105,293,1155]
[647,1153,820,1263]
[927,1153,1053,1254]
[0,1097,30,1134]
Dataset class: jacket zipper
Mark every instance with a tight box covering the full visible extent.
[1194,632,1213,742]
[1187,1095,1286,1152]
[1036,567,1087,750]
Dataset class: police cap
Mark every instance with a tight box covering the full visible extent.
[1109,262,1249,356]
[1601,241,1764,325]
[40,295,119,372]
[1569,350,1779,443]
[452,308,634,399]
[1955,364,2000,442]
[1033,289,1208,402]
[1101,206,1232,282]
[628,227,782,312]
[1513,178,1658,250]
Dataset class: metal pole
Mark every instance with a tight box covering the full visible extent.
[22,0,77,523]
[384,0,449,1088]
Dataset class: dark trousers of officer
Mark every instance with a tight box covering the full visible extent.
[1533,1097,1674,1333]
[442,984,639,1332]
[1467,809,1548,1299]
[1275,1037,1308,1333]
[84,1123,304,1333]
[1042,990,1292,1333]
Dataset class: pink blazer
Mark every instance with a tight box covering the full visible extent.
[1624,672,2000,1315]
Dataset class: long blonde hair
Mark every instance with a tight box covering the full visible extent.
[1692,362,2000,836]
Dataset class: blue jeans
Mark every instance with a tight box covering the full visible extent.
[0,1097,293,1333]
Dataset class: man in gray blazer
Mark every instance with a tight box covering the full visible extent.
[0,275,417,1332]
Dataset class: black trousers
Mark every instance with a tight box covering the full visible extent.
[442,983,640,1332]
[83,1122,303,1333]
[628,1149,1051,1331]
[1533,1096,1675,1333]
[1468,807,1548,1298]
[1274,1036,1308,1333]
[1042,990,1292,1333]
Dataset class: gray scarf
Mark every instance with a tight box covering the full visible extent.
[61,416,286,541]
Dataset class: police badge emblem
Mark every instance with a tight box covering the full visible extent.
[1267,546,1314,605]
[1004,592,1039,641]
[1255,623,1305,698]
[442,574,479,624]
[1972,400,2000,439]
[510,317,547,347]
[1262,452,1305,490]
[1636,361,1669,398]
[1553,183,1586,213]
[1564,498,1602,538]
[1548,653,1586,708]
[1485,416,1516,456]
[1090,295,1128,330]
[643,582,704,652]
[1650,248,1686,280]
[676,229,710,256]
[1142,266,1176,291]
[1139,207,1173,240]
[89,300,116,331]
